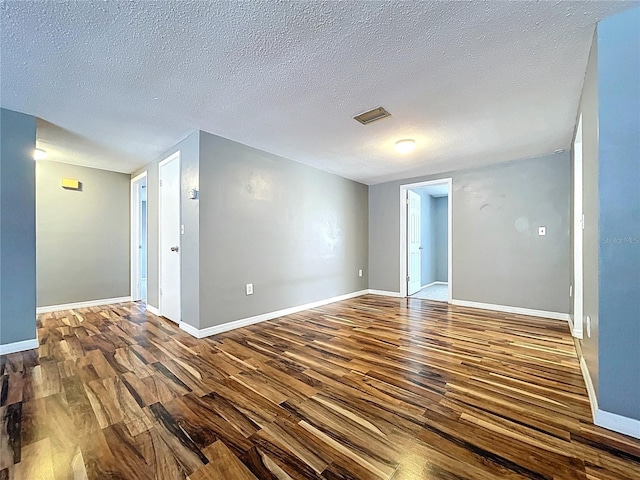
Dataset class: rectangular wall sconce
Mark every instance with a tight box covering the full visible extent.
[62,178,81,190]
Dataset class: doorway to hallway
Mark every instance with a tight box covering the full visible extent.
[131,172,148,303]
[400,179,452,302]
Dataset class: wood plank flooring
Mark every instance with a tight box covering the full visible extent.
[1,295,639,479]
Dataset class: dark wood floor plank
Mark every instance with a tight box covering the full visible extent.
[0,403,21,469]
[145,402,209,475]
[164,393,255,455]
[0,297,638,479]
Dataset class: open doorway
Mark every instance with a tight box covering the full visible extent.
[131,172,148,303]
[400,179,452,301]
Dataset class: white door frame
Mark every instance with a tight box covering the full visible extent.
[158,151,181,320]
[130,171,147,301]
[572,115,584,339]
[400,178,453,300]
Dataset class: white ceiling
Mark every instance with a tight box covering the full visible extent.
[1,1,636,184]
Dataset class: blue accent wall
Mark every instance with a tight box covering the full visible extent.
[597,6,640,421]
[0,108,37,346]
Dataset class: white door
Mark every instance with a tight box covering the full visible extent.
[159,153,181,323]
[572,116,584,338]
[407,190,422,295]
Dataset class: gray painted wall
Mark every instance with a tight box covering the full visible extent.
[596,7,640,421]
[36,161,130,306]
[132,131,200,328]
[0,108,37,345]
[369,153,570,313]
[368,181,400,292]
[434,196,448,282]
[577,32,600,395]
[419,192,436,286]
[198,131,368,328]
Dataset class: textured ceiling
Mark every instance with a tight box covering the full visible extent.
[1,1,636,184]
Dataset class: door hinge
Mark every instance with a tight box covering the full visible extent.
[581,214,585,230]
[159,179,163,187]
[406,276,410,282]
[406,198,410,205]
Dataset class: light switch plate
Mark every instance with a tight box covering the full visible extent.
[246,283,253,295]
[358,269,363,277]
[538,226,546,236]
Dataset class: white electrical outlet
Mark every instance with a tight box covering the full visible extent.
[246,283,253,295]
[358,269,363,277]
[538,226,546,236]
[586,315,591,337]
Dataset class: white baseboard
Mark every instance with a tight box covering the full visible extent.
[36,296,132,314]
[568,316,575,335]
[0,338,39,355]
[450,299,569,321]
[368,289,403,298]
[179,321,200,337]
[579,355,599,422]
[568,313,584,339]
[578,351,640,439]
[180,289,369,339]
[420,281,448,288]
[595,409,640,440]
[146,304,160,316]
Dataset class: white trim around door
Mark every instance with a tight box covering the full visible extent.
[571,114,584,339]
[130,171,148,302]
[399,178,453,301]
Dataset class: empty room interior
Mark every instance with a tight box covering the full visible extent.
[1,2,639,479]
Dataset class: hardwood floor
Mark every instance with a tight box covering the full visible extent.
[1,295,639,479]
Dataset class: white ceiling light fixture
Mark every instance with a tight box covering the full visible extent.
[395,139,416,154]
[33,148,47,160]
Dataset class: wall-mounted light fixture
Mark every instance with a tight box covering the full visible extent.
[62,178,82,190]
[33,148,47,160]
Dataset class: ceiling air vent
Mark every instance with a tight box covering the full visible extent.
[353,106,391,125]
